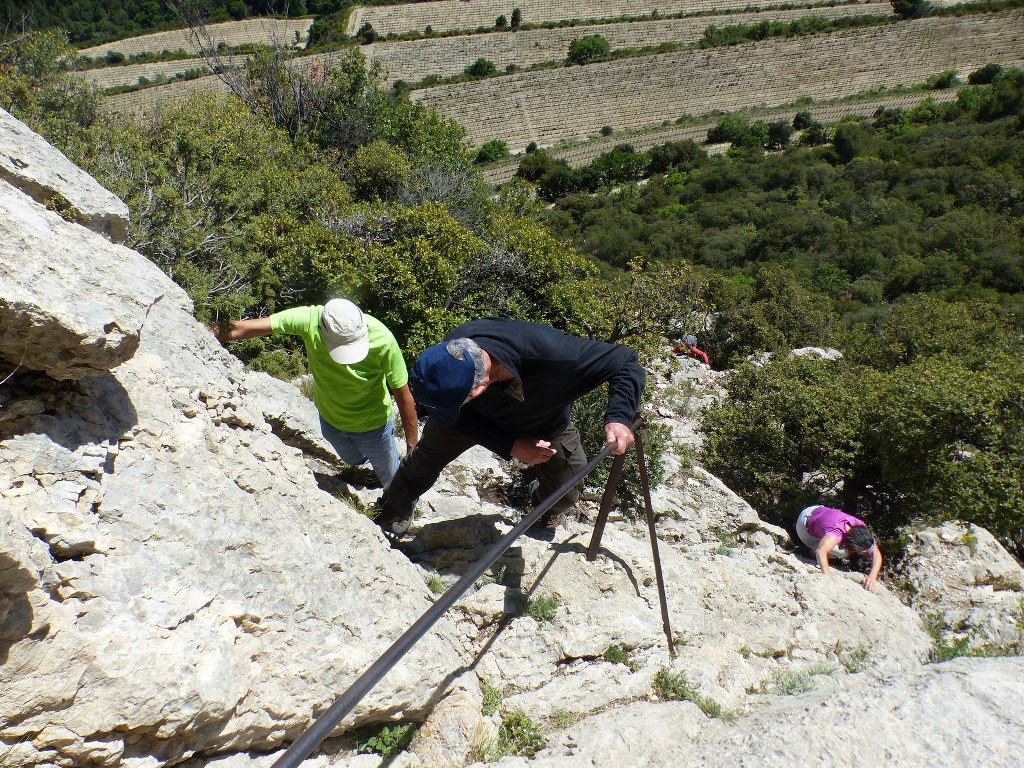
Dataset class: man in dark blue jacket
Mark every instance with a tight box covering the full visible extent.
[374,318,646,537]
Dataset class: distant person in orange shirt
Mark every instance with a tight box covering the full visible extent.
[672,334,710,368]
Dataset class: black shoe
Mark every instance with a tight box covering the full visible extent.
[373,501,413,538]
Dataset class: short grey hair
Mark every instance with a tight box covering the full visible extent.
[446,338,488,389]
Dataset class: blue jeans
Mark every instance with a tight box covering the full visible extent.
[319,416,400,488]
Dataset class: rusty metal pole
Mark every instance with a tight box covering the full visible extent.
[586,451,628,561]
[635,423,675,655]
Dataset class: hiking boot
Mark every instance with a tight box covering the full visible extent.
[372,500,413,539]
[526,508,567,539]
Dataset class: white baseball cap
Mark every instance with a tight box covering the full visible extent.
[320,299,369,364]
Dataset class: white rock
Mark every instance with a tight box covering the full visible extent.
[0,107,129,242]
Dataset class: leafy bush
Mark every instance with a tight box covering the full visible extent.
[653,669,734,720]
[707,114,750,144]
[793,110,814,129]
[891,0,929,18]
[567,34,611,65]
[465,57,498,78]
[701,298,1024,545]
[357,723,417,757]
[928,68,960,89]
[481,680,503,716]
[475,139,510,164]
[525,594,559,624]
[494,710,546,758]
[968,63,1003,85]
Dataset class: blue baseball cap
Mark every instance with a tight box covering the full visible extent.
[410,342,476,426]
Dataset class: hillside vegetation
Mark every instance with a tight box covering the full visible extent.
[2,2,1022,555]
[0,0,316,45]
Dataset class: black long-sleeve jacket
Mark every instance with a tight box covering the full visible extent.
[443,318,646,459]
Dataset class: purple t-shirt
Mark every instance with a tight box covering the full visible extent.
[807,506,866,544]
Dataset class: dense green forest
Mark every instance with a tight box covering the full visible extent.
[0,0,348,45]
[0,27,1021,556]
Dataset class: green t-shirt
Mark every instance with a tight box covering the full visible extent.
[270,305,408,433]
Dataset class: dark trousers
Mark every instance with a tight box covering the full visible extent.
[380,418,588,518]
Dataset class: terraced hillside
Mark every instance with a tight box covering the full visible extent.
[80,56,247,90]
[350,0,875,36]
[411,10,1024,153]
[102,73,233,114]
[364,3,891,85]
[79,18,312,58]
[480,90,963,184]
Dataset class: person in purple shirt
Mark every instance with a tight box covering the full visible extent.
[796,505,883,592]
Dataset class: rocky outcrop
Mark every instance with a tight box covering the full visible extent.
[0,179,164,381]
[0,108,129,242]
[898,522,1024,654]
[0,163,464,766]
[487,657,1024,768]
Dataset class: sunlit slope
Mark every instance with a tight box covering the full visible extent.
[411,11,1024,153]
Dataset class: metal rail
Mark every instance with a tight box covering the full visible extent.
[272,415,669,768]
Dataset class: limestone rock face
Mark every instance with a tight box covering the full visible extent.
[0,167,463,767]
[0,180,166,380]
[486,657,1024,768]
[899,522,1024,652]
[0,108,129,242]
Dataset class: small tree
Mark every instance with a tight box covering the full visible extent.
[968,63,1002,85]
[511,7,522,28]
[356,22,376,44]
[464,58,498,78]
[928,69,959,90]
[766,120,793,150]
[891,0,928,18]
[707,114,749,144]
[496,14,508,29]
[793,110,813,129]
[567,35,611,65]
[474,139,509,164]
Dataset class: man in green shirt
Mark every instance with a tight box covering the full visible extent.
[209,299,418,487]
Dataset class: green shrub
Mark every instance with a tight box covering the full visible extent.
[495,710,546,758]
[567,34,611,65]
[793,110,814,129]
[603,643,640,670]
[525,594,559,624]
[465,57,498,78]
[652,669,734,720]
[928,69,960,89]
[357,723,417,757]
[968,63,1003,85]
[475,139,510,164]
[772,670,813,694]
[481,680,503,716]
[425,570,448,594]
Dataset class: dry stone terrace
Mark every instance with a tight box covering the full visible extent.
[481,90,962,184]
[78,17,312,58]
[364,2,891,85]
[350,0,876,36]
[80,56,247,90]
[412,10,1024,153]
[88,4,889,95]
